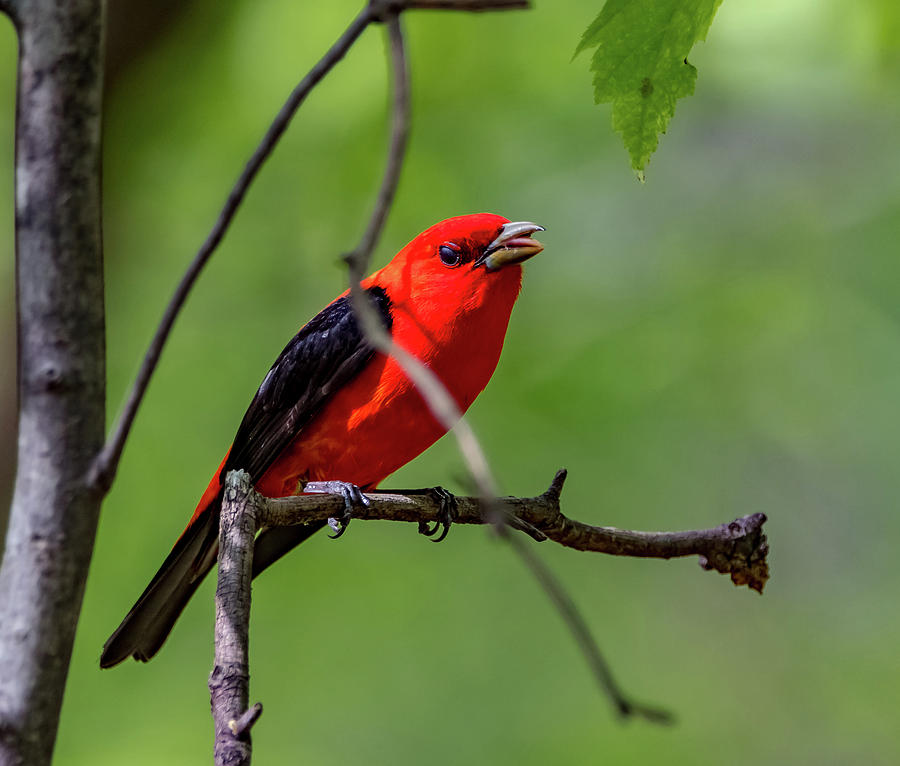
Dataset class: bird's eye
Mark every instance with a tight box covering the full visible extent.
[439,244,462,268]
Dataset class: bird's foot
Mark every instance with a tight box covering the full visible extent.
[303,480,370,539]
[417,486,458,543]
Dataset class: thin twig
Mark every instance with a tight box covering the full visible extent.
[89,5,376,493]
[401,0,528,9]
[343,12,502,520]
[342,12,501,503]
[505,532,674,723]
[339,5,677,724]
[344,12,410,277]
[190,5,526,763]
[90,0,531,501]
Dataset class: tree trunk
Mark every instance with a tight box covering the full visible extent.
[0,2,105,765]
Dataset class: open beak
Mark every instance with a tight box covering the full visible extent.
[479,221,545,271]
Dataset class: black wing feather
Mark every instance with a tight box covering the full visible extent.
[223,286,392,483]
[99,288,392,667]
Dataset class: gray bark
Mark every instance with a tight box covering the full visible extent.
[0,2,106,765]
[209,471,259,766]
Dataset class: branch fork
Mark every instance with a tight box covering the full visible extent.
[211,467,770,760]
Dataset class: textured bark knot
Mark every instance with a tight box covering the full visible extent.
[25,361,80,394]
[38,364,64,391]
[209,664,250,691]
[699,512,769,593]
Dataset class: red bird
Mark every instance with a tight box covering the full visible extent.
[101,213,544,668]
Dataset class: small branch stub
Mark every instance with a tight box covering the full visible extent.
[229,703,263,738]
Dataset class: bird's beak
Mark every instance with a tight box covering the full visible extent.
[479,221,545,271]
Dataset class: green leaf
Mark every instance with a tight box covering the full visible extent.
[576,0,723,177]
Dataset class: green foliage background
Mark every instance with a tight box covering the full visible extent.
[2,0,899,763]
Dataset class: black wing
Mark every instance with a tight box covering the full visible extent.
[99,288,393,668]
[223,286,392,482]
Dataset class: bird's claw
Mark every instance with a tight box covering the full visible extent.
[417,486,458,543]
[327,514,350,539]
[304,480,369,539]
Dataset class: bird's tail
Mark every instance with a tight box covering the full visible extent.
[99,491,221,668]
[100,459,326,668]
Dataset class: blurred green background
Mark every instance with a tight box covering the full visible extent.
[2,0,900,763]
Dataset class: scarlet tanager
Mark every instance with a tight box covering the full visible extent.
[101,214,544,668]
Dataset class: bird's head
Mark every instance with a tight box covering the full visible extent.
[369,214,545,310]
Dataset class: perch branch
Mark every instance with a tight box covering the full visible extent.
[211,468,768,759]
[263,470,770,592]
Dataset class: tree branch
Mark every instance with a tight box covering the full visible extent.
[0,1,105,765]
[263,470,770,592]
[211,468,768,760]
[210,471,260,766]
